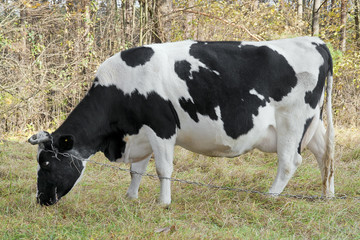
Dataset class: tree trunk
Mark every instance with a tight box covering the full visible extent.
[122,0,134,45]
[112,0,118,52]
[153,0,172,43]
[277,0,285,11]
[66,0,90,76]
[339,0,348,52]
[297,0,303,19]
[81,0,91,74]
[184,0,194,39]
[253,0,259,10]
[355,0,360,47]
[19,1,29,64]
[114,0,117,12]
[312,0,321,36]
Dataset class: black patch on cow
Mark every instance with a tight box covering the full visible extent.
[320,105,324,120]
[168,101,181,129]
[175,60,192,81]
[305,43,333,109]
[179,97,199,122]
[121,46,154,67]
[298,117,314,154]
[58,135,74,151]
[54,83,179,162]
[175,41,297,139]
[102,131,126,161]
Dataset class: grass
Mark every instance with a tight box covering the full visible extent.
[1,127,360,239]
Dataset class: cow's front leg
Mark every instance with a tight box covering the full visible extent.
[154,144,174,206]
[146,132,176,206]
[126,155,151,200]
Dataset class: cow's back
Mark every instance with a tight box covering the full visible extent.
[95,37,330,157]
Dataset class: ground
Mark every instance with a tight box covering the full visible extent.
[0,127,359,239]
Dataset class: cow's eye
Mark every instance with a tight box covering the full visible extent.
[40,160,51,169]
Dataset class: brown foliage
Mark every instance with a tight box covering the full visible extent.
[0,0,359,134]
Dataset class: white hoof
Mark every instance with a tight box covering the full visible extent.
[125,192,138,200]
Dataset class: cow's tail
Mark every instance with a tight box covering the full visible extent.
[323,52,335,198]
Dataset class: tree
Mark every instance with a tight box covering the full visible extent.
[297,0,303,19]
[122,0,135,45]
[355,0,360,46]
[253,0,259,10]
[340,0,348,51]
[312,0,321,35]
[153,0,172,43]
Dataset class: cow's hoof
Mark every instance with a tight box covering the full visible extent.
[267,192,280,198]
[322,192,335,199]
[159,202,171,209]
[158,199,171,209]
[125,192,138,200]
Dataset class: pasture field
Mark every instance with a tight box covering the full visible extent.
[1,128,359,239]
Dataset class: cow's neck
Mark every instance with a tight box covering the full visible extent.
[54,85,120,158]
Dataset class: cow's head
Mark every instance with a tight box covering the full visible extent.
[28,131,86,206]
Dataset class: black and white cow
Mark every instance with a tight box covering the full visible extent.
[29,36,335,206]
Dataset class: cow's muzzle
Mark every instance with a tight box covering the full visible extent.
[29,131,51,145]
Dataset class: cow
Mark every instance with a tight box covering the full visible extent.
[29,36,335,206]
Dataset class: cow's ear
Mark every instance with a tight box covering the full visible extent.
[59,135,74,151]
[102,136,125,162]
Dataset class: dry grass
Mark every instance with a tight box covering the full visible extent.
[1,128,359,239]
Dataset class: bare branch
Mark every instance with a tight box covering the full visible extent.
[174,9,264,41]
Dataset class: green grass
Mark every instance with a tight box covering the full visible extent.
[1,128,360,239]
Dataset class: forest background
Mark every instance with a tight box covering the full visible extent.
[0,0,359,135]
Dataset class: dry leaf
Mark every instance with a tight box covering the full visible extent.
[154,225,176,234]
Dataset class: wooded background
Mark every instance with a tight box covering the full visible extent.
[0,0,359,134]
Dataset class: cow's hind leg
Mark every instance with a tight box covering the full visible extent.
[307,121,335,197]
[268,113,305,195]
[269,150,302,195]
[126,155,151,199]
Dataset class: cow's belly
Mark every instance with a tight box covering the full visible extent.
[175,104,277,157]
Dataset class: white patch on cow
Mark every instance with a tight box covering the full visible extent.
[249,89,265,101]
[72,158,87,189]
[213,70,220,76]
[36,147,43,198]
[214,105,221,117]
[116,127,152,164]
